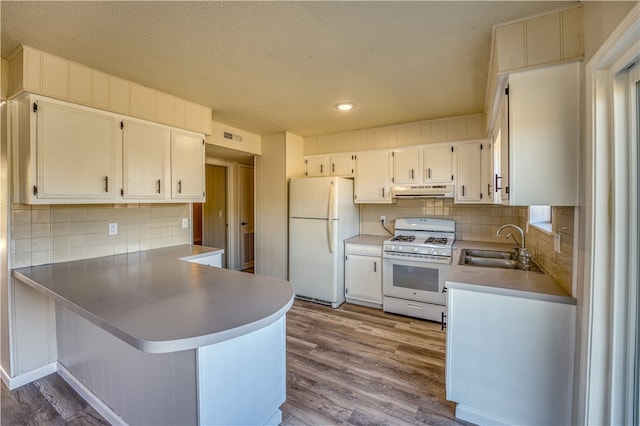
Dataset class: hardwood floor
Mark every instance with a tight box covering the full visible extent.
[0,373,108,425]
[1,300,471,426]
[281,300,471,426]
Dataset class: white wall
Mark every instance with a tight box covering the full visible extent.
[254,132,303,279]
[304,113,485,155]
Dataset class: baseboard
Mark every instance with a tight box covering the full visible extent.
[57,364,128,426]
[264,408,282,426]
[455,404,512,426]
[1,362,58,390]
[346,298,383,309]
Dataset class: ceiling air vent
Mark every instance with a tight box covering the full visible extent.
[223,131,243,143]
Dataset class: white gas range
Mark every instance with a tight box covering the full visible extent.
[382,218,455,324]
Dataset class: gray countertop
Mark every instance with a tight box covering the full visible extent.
[446,240,576,305]
[13,245,295,353]
[344,235,388,245]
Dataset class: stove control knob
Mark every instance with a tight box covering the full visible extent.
[397,246,403,251]
[412,247,418,252]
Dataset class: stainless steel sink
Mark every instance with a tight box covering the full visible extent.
[463,249,514,260]
[459,249,543,273]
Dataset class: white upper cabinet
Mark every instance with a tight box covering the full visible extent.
[481,140,494,203]
[423,144,454,184]
[171,129,205,201]
[354,151,393,204]
[455,140,493,204]
[504,62,579,205]
[392,148,421,184]
[305,153,354,177]
[122,119,170,200]
[304,156,328,177]
[13,95,121,203]
[329,153,354,177]
[12,93,204,204]
[455,142,482,203]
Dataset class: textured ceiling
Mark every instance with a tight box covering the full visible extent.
[1,1,574,137]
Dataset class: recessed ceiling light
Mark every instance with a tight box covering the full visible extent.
[335,102,354,111]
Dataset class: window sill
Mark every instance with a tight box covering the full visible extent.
[528,222,553,235]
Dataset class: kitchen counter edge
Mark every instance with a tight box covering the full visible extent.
[344,235,388,245]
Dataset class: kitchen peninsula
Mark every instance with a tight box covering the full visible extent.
[11,245,295,426]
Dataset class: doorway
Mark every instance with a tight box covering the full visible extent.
[202,164,228,268]
[238,165,254,271]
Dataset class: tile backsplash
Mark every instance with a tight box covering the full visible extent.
[10,203,191,268]
[361,198,527,242]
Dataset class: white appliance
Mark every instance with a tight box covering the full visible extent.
[289,177,360,308]
[382,217,455,323]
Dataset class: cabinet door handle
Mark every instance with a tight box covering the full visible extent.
[495,174,502,191]
[428,168,432,179]
[178,180,182,194]
[156,179,161,194]
[374,261,377,273]
[462,185,466,196]
[332,163,335,173]
[411,169,415,179]
[320,164,324,173]
[381,187,385,198]
[104,176,109,193]
[487,183,492,196]
[441,312,447,330]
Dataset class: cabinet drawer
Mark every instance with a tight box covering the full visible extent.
[383,296,446,323]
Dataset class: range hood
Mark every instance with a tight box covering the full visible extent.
[391,184,454,198]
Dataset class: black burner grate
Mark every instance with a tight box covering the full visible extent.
[391,235,415,242]
[425,237,448,245]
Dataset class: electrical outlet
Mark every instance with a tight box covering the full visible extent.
[108,223,118,236]
[182,218,189,229]
[380,215,386,223]
[554,232,561,253]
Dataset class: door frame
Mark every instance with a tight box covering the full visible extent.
[237,164,255,271]
[579,6,639,424]
[205,159,234,269]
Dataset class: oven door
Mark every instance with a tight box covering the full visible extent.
[382,255,448,305]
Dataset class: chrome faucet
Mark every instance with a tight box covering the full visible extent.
[496,224,525,248]
[496,224,532,270]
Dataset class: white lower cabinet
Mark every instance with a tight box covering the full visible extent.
[445,287,576,426]
[345,243,382,308]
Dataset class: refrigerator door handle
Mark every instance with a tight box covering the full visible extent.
[327,182,335,253]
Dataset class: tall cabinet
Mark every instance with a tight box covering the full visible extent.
[499,62,580,205]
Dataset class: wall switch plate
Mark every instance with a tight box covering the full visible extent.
[108,223,118,236]
[554,233,561,253]
[380,215,386,223]
[182,218,189,229]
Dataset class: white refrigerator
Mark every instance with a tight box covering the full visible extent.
[289,177,359,308]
